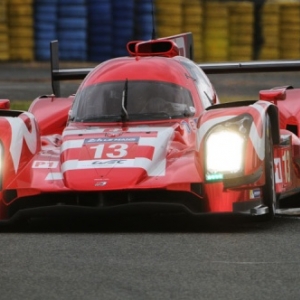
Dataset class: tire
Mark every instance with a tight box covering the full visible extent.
[35,0,58,3]
[58,5,87,18]
[57,18,87,30]
[59,0,85,4]
[58,29,86,40]
[35,30,57,41]
[35,48,51,61]
[262,114,277,219]
[34,4,57,15]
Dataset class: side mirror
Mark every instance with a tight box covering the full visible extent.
[259,86,293,104]
[0,99,10,110]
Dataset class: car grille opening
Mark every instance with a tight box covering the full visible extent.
[7,189,205,218]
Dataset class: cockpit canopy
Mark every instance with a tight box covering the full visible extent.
[70,80,195,122]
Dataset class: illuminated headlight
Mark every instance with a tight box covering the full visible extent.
[205,114,253,181]
[206,130,244,174]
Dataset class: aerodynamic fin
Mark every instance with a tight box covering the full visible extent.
[50,41,92,97]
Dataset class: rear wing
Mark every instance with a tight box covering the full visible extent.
[50,38,300,97]
[50,41,92,97]
[199,61,300,74]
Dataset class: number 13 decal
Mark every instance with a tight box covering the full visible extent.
[91,143,129,158]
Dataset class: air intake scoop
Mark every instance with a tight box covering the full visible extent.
[127,40,180,58]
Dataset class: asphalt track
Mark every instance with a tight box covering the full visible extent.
[1,62,300,300]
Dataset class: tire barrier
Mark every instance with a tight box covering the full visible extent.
[57,0,87,61]
[135,0,153,41]
[203,2,229,62]
[8,0,34,61]
[227,1,254,61]
[260,3,280,60]
[155,0,183,38]
[182,0,203,63]
[279,3,300,59]
[87,0,113,62]
[34,0,58,61]
[2,0,300,62]
[112,0,135,58]
[0,0,9,61]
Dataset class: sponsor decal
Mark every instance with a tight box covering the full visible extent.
[76,159,133,168]
[92,159,125,165]
[189,119,197,131]
[32,161,58,168]
[180,121,191,133]
[84,137,139,144]
[250,189,261,199]
[94,181,107,187]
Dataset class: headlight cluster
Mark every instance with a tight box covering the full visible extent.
[205,114,252,182]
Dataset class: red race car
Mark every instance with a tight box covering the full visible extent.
[1,32,300,222]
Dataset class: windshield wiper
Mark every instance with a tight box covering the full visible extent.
[204,91,214,105]
[121,79,129,122]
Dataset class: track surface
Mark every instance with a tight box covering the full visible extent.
[2,215,300,300]
[1,62,300,299]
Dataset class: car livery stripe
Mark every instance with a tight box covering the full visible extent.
[61,139,85,153]
[6,113,38,172]
[59,126,174,177]
[61,157,166,177]
[62,128,106,137]
[45,172,63,180]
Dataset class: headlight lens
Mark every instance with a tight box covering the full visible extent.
[206,130,244,172]
[205,129,246,181]
[205,114,253,181]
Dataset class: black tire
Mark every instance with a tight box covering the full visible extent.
[262,114,277,219]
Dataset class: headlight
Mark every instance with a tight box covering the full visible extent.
[205,114,252,181]
[206,130,244,173]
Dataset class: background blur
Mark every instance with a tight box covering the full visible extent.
[0,0,299,63]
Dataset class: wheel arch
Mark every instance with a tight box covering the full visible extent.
[266,104,280,145]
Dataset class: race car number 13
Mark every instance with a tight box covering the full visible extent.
[91,143,128,159]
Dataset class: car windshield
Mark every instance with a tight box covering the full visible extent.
[71,80,195,122]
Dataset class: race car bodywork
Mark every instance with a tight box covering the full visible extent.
[1,32,300,222]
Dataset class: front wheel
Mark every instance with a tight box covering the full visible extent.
[262,114,277,220]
